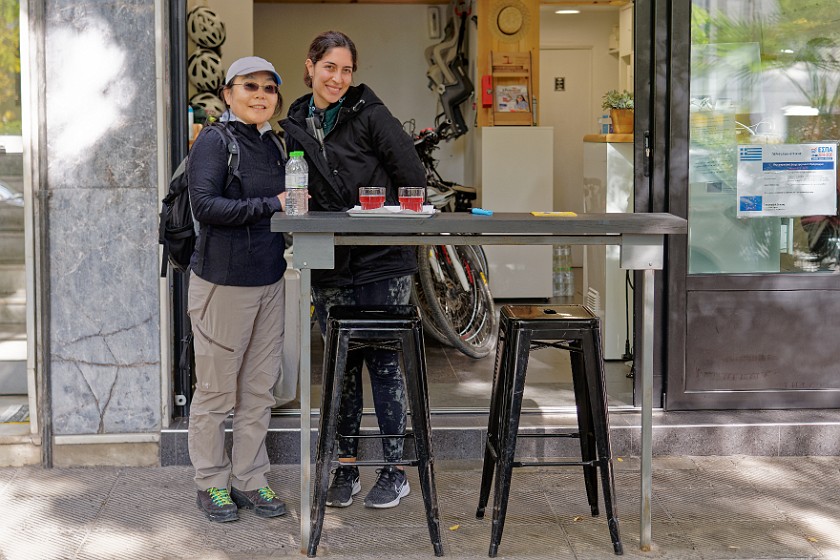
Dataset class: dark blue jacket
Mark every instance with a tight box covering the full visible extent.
[280,84,424,287]
[188,121,286,286]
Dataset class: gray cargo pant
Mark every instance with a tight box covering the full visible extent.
[187,272,285,492]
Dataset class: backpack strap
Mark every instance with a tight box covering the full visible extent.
[218,123,241,190]
[203,122,241,191]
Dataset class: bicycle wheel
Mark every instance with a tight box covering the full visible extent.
[418,244,497,358]
[468,245,490,278]
[410,266,452,346]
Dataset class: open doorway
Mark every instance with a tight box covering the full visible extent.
[170,1,638,418]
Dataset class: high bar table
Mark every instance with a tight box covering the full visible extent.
[271,210,687,554]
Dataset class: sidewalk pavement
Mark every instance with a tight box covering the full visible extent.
[1,456,839,560]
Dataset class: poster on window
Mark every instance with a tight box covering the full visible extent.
[736,143,837,217]
[495,85,530,112]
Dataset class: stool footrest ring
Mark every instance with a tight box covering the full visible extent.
[338,432,415,440]
[334,459,421,468]
[515,432,580,439]
[513,459,598,468]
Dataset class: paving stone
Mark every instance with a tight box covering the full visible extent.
[0,458,836,559]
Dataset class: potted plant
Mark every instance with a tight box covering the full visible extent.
[601,89,634,134]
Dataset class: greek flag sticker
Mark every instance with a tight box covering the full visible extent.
[739,146,762,161]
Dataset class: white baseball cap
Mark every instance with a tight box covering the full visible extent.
[225,56,282,86]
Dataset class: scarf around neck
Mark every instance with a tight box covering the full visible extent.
[308,96,344,136]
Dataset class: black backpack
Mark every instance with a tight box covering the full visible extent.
[158,123,287,277]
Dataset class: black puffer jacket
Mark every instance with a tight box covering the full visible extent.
[188,121,286,286]
[281,84,424,287]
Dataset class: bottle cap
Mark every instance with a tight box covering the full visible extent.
[290,151,304,157]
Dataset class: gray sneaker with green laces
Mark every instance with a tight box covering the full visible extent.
[363,466,410,509]
[326,465,361,507]
[230,485,287,518]
[196,487,239,523]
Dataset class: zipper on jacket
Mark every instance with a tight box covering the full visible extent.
[306,116,329,165]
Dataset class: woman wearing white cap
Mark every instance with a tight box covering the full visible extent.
[187,56,289,523]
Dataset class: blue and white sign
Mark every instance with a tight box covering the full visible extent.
[736,143,837,217]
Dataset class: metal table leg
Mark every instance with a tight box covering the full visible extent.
[292,233,334,553]
[619,234,662,552]
[640,269,654,551]
[299,267,312,553]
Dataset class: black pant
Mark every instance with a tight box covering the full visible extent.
[312,276,412,462]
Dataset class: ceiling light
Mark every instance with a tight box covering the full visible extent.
[555,9,580,14]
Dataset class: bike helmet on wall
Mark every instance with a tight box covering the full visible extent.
[187,6,226,49]
[190,91,227,119]
[188,48,224,92]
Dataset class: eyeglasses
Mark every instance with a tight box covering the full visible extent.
[231,82,279,95]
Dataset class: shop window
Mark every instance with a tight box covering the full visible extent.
[689,1,840,274]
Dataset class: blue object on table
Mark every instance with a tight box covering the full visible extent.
[471,208,493,216]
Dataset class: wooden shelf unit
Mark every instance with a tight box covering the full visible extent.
[490,51,534,126]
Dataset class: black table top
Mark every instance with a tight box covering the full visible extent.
[271,211,687,236]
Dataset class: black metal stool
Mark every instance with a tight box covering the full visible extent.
[308,305,443,558]
[476,304,623,557]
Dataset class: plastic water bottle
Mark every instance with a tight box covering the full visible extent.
[598,114,612,134]
[553,245,574,297]
[285,151,309,216]
[188,105,195,140]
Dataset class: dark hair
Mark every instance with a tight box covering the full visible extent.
[304,30,357,88]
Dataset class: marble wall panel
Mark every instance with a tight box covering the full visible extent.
[41,0,162,435]
[44,0,157,190]
[49,186,160,434]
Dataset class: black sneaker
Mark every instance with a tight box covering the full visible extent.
[326,465,361,508]
[230,485,287,518]
[196,487,239,523]
[363,466,410,509]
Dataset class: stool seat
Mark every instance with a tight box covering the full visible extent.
[325,304,422,323]
[308,304,443,557]
[477,304,623,557]
[500,304,598,322]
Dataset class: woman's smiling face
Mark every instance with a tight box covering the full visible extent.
[306,47,354,109]
[222,71,278,127]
